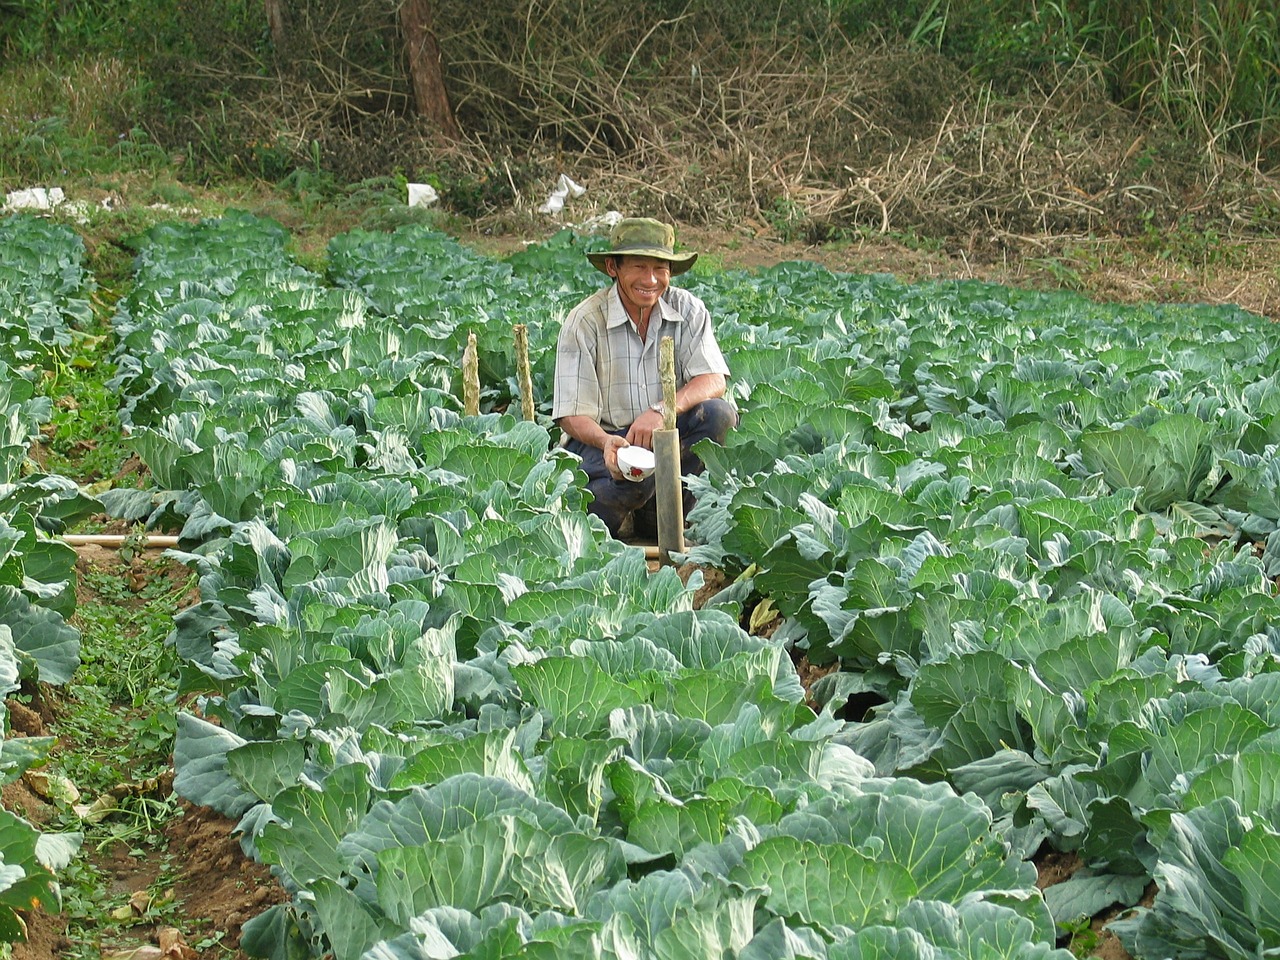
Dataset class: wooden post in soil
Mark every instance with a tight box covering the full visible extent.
[653,337,684,565]
[462,331,480,416]
[514,324,535,421]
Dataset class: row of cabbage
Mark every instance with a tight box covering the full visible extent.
[324,230,1280,957]
[668,264,1280,959]
[113,213,1075,960]
[0,215,98,942]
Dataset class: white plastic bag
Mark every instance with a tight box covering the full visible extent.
[539,174,586,214]
[4,186,97,222]
[5,187,66,211]
[407,183,439,207]
[575,210,623,233]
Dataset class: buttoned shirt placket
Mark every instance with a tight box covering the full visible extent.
[632,309,664,417]
[604,290,679,430]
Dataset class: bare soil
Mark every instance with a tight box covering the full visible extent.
[7,542,286,960]
[7,789,286,960]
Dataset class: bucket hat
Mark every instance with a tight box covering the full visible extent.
[586,217,698,276]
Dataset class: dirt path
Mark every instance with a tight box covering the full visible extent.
[8,543,286,960]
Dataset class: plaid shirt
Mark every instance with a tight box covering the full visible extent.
[552,284,730,431]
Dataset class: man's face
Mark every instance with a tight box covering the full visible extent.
[608,255,672,314]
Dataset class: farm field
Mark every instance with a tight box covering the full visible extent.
[4,203,1280,960]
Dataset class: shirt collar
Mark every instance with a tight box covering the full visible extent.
[605,284,684,329]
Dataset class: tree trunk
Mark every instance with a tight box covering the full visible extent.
[398,0,460,139]
[264,0,288,54]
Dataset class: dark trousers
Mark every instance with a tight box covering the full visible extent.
[564,398,737,538]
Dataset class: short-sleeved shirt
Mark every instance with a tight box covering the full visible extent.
[552,283,730,432]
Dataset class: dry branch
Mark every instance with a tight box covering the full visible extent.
[180,0,1278,242]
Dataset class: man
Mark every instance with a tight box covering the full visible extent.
[553,217,737,539]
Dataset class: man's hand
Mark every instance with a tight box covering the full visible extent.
[625,408,665,451]
[558,415,637,480]
[602,434,630,480]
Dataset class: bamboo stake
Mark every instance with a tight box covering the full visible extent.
[653,337,684,565]
[660,337,677,432]
[61,535,180,549]
[65,533,650,560]
[62,530,652,561]
[513,324,535,422]
[461,331,480,416]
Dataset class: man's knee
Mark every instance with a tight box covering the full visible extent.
[587,476,654,538]
[685,398,737,444]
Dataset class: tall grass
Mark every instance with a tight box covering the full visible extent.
[1104,0,1280,166]
[0,57,167,184]
[837,0,1280,166]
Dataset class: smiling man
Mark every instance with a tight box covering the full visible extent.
[553,217,737,539]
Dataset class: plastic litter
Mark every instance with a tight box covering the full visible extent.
[5,187,67,211]
[4,186,100,222]
[539,174,586,215]
[407,183,439,207]
[575,210,623,234]
[147,202,202,217]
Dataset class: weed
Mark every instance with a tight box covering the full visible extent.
[1060,914,1100,957]
[278,144,342,215]
[58,845,192,960]
[690,251,728,275]
[1138,211,1246,270]
[194,930,228,952]
[34,274,133,486]
[147,180,197,206]
[763,197,808,243]
[37,355,132,486]
[428,157,538,220]
[0,57,164,182]
[126,710,177,759]
[357,201,451,236]
[53,553,192,821]
[908,0,949,49]
[884,227,947,253]
[72,564,189,707]
[1029,255,1086,291]
[47,541,193,955]
[57,857,109,926]
[94,794,182,855]
[52,684,175,792]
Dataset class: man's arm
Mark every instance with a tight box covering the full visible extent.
[560,372,727,476]
[675,371,727,410]
[624,372,726,450]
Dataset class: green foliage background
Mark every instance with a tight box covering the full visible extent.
[1,0,1275,173]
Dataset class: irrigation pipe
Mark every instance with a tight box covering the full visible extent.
[59,532,659,561]
[60,535,180,549]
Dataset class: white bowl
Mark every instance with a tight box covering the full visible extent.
[616,445,655,481]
